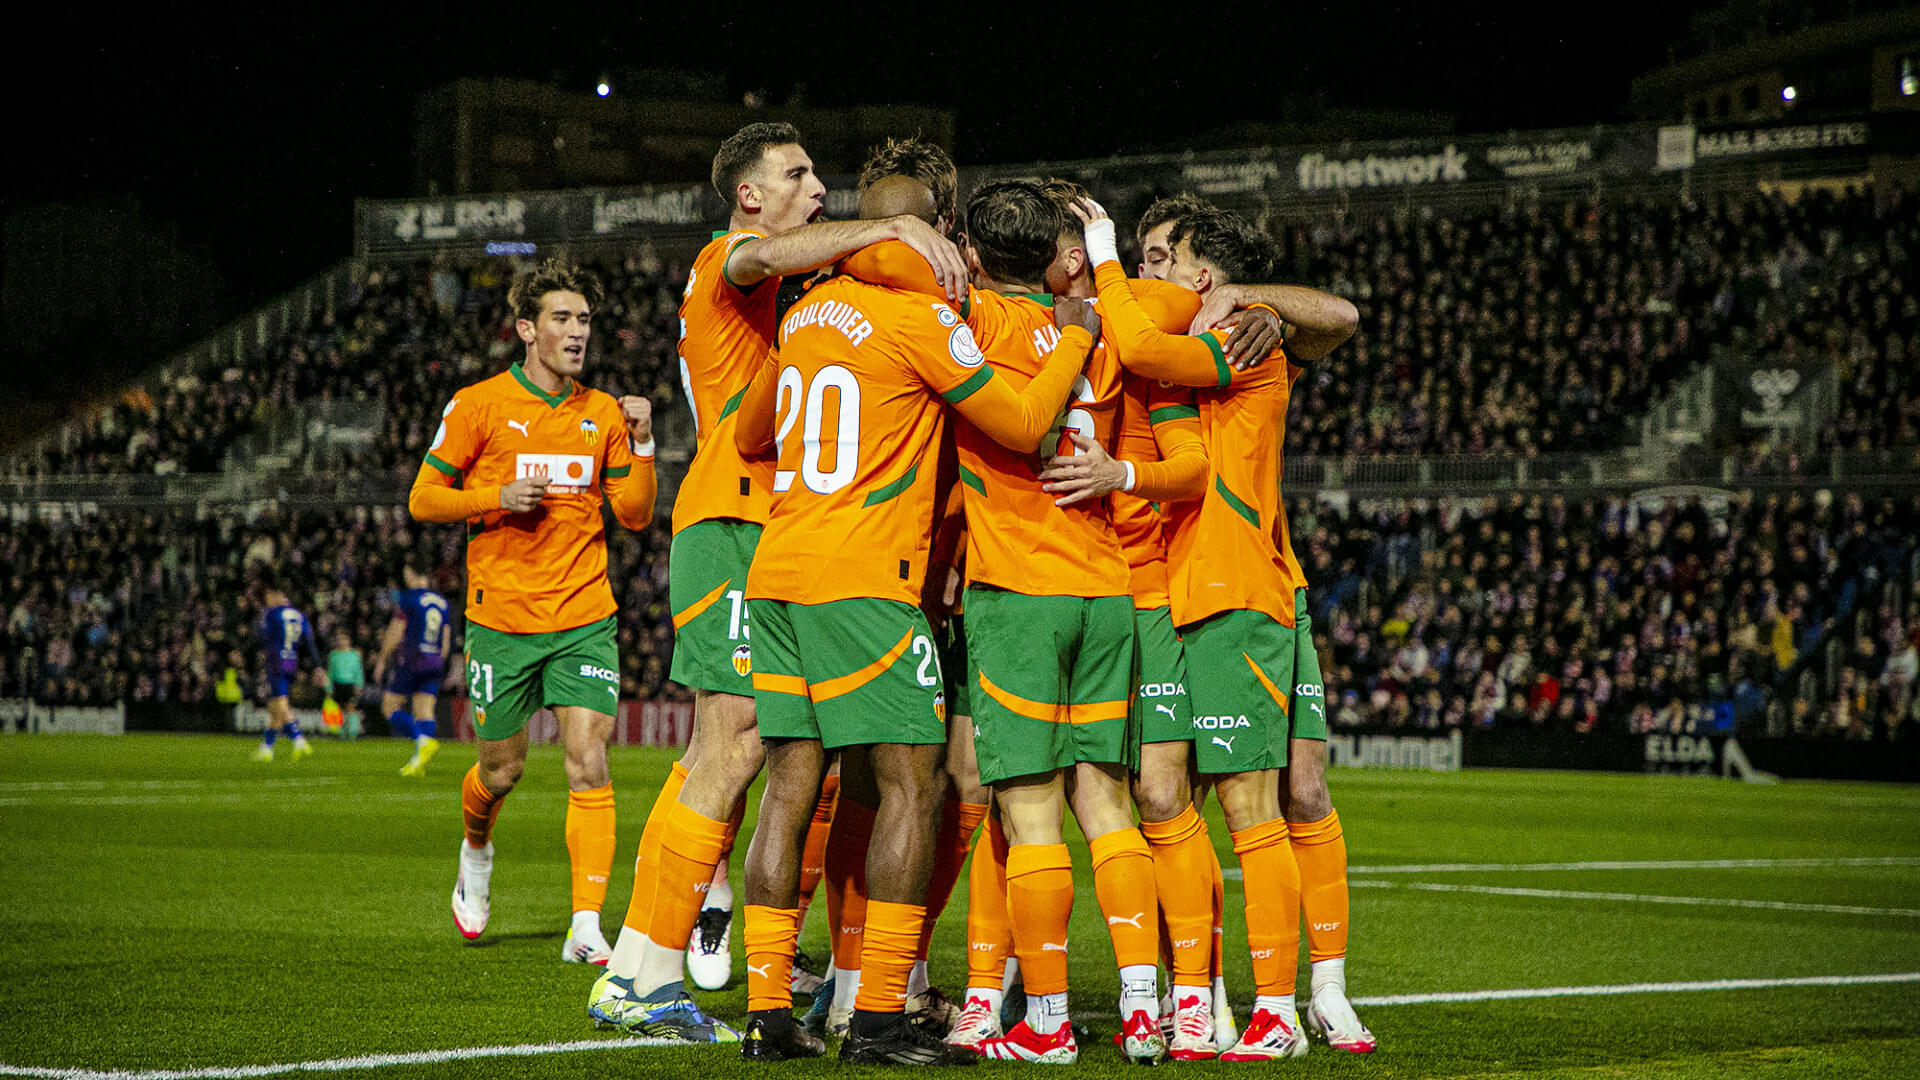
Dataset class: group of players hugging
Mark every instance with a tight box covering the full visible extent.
[403,121,1368,1066]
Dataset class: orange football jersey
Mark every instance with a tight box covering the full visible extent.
[672,229,779,534]
[1110,375,1205,610]
[420,364,640,633]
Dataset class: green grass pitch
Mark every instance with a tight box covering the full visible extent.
[1,735,1916,1078]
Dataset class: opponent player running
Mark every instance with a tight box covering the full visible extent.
[252,586,324,762]
[408,259,656,968]
[729,218,1093,1064]
[594,122,964,1042]
[375,564,450,776]
[1077,197,1364,1058]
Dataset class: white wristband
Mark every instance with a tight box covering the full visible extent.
[1083,218,1120,267]
[1122,460,1137,493]
[630,438,656,458]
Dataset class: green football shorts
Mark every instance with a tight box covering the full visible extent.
[1183,590,1326,772]
[1133,605,1193,744]
[937,613,971,718]
[667,519,762,695]
[965,587,1137,785]
[463,615,620,741]
[747,597,947,750]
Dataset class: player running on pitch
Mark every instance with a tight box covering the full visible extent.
[408,259,656,967]
[375,564,451,776]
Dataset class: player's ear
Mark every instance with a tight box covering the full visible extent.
[738,181,761,213]
[964,243,984,279]
[515,318,537,346]
[1062,245,1087,279]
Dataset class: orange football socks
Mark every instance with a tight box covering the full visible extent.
[825,798,876,975]
[745,904,801,1012]
[1140,806,1215,986]
[621,760,688,935]
[461,765,505,848]
[1089,827,1159,968]
[1005,843,1075,996]
[918,798,989,957]
[1291,810,1350,962]
[564,783,616,914]
[645,798,730,950]
[795,773,840,922]
[965,814,1014,990]
[853,900,925,1014]
[1231,818,1302,997]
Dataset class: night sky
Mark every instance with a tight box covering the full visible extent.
[18,2,1706,306]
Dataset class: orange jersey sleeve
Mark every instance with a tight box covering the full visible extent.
[951,291,1130,599]
[838,240,975,318]
[1162,335,1308,629]
[1110,377,1205,610]
[672,230,781,535]
[1094,262,1239,389]
[417,366,628,634]
[745,281,990,607]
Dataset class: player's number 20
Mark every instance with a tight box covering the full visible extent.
[774,364,861,495]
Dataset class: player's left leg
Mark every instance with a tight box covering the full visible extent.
[1281,592,1375,1053]
[542,616,624,965]
[904,616,985,1035]
[406,690,441,774]
[739,735,831,1061]
[254,692,290,761]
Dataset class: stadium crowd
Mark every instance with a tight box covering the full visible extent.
[12,187,1916,480]
[8,488,1914,741]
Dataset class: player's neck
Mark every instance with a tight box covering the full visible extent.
[1059,271,1094,300]
[982,271,1045,297]
[520,355,572,397]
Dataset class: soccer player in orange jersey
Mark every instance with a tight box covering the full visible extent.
[594,123,966,1041]
[1073,196,1366,1059]
[1134,194,1212,281]
[727,230,1095,1064]
[407,259,657,968]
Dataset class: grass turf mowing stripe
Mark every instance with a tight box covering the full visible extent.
[1371,880,1920,917]
[1351,970,1920,1007]
[15,974,1914,1079]
[1222,856,1920,879]
[0,1036,688,1080]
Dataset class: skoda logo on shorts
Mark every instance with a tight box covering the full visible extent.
[933,691,947,724]
[731,644,753,677]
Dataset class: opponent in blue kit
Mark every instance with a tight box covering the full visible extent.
[375,565,452,777]
[254,585,323,762]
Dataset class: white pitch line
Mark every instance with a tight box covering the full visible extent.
[1222,856,1920,880]
[14,975,1918,1080]
[1389,880,1920,918]
[0,1035,684,1080]
[0,778,341,794]
[1352,970,1920,1007]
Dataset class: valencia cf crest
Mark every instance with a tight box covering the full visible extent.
[474,705,487,728]
[579,418,601,448]
[933,691,947,724]
[731,644,753,677]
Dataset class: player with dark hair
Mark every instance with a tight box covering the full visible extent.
[375,564,450,777]
[1134,194,1213,280]
[592,121,966,1043]
[1073,195,1368,1059]
[408,258,657,971]
[252,584,324,762]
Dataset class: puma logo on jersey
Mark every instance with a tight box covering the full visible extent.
[1309,702,1324,718]
[1155,704,1178,721]
[1212,735,1237,753]
[507,419,530,438]
[1107,912,1146,929]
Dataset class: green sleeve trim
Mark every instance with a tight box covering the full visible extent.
[424,453,461,479]
[959,465,986,496]
[604,464,631,479]
[718,385,749,422]
[720,233,763,291]
[1149,404,1199,425]
[1214,476,1261,530]
[942,367,994,404]
[1201,333,1231,389]
[861,463,919,508]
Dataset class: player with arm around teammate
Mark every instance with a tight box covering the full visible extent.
[374,565,452,776]
[407,259,657,969]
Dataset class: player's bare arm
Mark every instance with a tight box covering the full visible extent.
[373,616,404,685]
[1192,284,1358,365]
[727,215,967,300]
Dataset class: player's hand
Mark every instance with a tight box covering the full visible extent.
[1223,306,1283,369]
[620,395,653,447]
[1189,284,1243,333]
[499,475,549,513]
[1054,296,1101,338]
[892,215,968,303]
[1039,433,1128,506]
[1068,196,1110,226]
